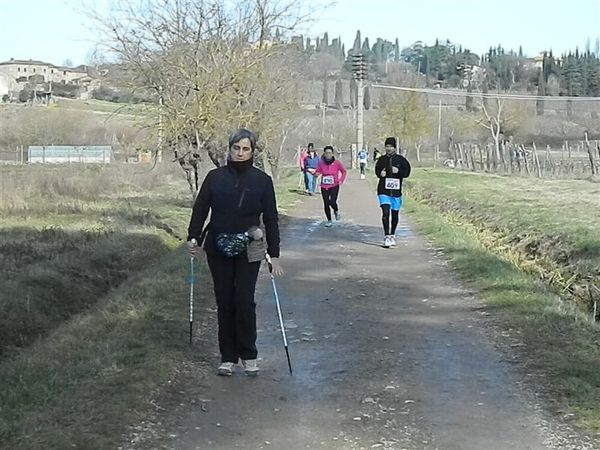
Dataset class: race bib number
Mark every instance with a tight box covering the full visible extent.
[322,175,335,185]
[385,178,400,190]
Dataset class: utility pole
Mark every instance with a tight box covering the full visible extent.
[321,102,326,137]
[352,53,367,170]
[157,86,164,163]
[435,99,442,167]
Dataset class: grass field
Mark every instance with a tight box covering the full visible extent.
[404,169,600,432]
[0,163,298,449]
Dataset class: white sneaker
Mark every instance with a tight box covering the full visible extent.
[324,221,333,228]
[334,211,341,221]
[383,236,391,248]
[217,362,234,376]
[242,359,259,376]
[389,235,397,246]
[360,174,365,179]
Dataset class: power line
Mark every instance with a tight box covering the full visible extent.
[371,84,600,102]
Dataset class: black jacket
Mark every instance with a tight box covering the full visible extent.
[374,153,411,197]
[187,160,280,257]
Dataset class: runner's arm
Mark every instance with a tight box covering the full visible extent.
[338,162,347,184]
[399,155,411,178]
[187,171,213,242]
[375,157,386,178]
[262,178,280,258]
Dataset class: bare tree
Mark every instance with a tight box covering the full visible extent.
[477,94,529,170]
[88,0,313,195]
[376,89,431,151]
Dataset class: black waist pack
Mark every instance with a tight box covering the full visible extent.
[215,232,250,257]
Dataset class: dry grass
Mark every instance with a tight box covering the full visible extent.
[0,163,299,449]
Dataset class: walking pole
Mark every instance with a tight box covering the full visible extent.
[188,238,197,345]
[265,253,293,375]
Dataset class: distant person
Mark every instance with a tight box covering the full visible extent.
[315,145,347,227]
[298,143,313,193]
[358,147,368,179]
[375,137,411,248]
[303,146,320,195]
[373,147,381,162]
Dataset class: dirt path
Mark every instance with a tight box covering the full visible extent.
[123,174,596,450]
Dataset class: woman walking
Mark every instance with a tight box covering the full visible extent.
[303,146,320,195]
[187,128,283,377]
[315,145,347,228]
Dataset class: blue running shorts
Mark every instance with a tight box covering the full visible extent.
[378,194,402,211]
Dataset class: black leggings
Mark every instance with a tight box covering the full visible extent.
[321,185,340,221]
[206,254,262,363]
[381,205,399,236]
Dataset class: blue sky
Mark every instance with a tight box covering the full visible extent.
[0,0,598,66]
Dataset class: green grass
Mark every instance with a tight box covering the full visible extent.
[0,163,300,449]
[407,169,600,307]
[404,168,600,432]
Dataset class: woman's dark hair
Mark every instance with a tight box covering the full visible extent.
[229,128,257,151]
[323,145,334,152]
[308,143,314,149]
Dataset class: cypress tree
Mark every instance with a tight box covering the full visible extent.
[350,77,357,108]
[322,78,329,106]
[353,30,362,51]
[334,79,343,109]
[536,69,545,116]
[363,85,371,110]
[362,37,370,55]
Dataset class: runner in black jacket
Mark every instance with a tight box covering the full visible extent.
[374,137,411,248]
[187,128,283,377]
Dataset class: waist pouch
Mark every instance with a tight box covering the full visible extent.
[215,233,250,257]
[215,228,267,262]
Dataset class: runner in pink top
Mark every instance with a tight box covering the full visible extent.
[315,145,347,227]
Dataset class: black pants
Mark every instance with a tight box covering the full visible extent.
[381,205,399,236]
[359,163,366,175]
[321,185,340,221]
[207,254,261,363]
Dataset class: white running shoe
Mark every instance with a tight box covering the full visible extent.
[360,174,365,179]
[217,362,234,376]
[242,359,259,376]
[389,235,397,246]
[324,221,333,228]
[383,236,391,248]
[335,211,341,221]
